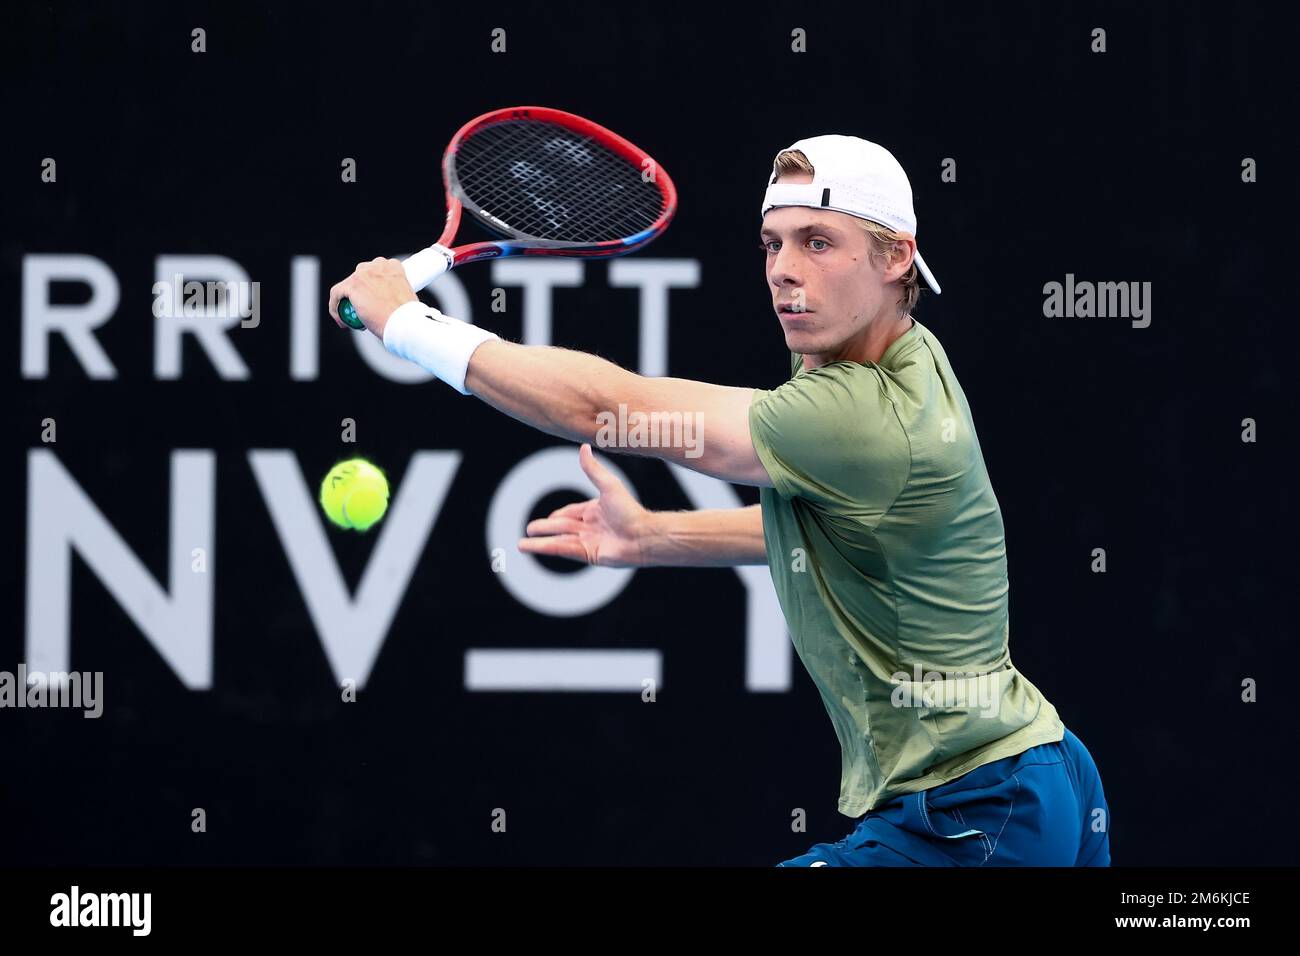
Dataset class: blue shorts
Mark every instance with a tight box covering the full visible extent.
[777,726,1111,866]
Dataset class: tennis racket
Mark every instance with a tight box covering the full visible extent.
[338,105,677,329]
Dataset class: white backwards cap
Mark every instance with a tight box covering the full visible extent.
[761,134,941,294]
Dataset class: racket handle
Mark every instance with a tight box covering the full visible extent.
[338,244,456,331]
[339,298,365,329]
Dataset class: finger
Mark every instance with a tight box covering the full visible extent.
[327,280,349,325]
[517,535,590,563]
[525,517,585,538]
[579,443,621,495]
[546,500,593,521]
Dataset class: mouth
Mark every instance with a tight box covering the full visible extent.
[777,306,815,317]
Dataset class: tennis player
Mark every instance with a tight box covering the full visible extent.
[329,134,1111,867]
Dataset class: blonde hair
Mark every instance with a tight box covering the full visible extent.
[771,149,921,316]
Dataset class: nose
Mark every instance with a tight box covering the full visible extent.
[768,242,803,289]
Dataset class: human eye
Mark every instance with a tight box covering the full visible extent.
[759,239,779,253]
[808,238,830,251]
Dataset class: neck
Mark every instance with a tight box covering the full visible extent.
[803,312,913,370]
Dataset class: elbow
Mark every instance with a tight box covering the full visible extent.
[541,383,601,445]
[567,369,634,444]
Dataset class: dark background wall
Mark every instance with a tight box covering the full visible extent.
[3,0,1294,865]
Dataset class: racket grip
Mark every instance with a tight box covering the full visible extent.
[338,244,455,331]
[339,298,365,329]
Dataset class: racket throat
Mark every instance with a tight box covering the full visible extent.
[402,243,456,292]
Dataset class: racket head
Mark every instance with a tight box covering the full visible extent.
[441,106,677,263]
[339,108,676,329]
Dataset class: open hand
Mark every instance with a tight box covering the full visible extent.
[518,444,650,568]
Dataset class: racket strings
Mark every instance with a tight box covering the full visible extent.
[458,123,663,241]
[460,121,664,239]
[453,120,667,243]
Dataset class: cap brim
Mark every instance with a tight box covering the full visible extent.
[914,250,941,295]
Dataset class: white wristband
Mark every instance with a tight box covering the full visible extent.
[382,300,500,394]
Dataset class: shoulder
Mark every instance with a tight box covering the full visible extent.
[751,361,899,440]
[765,359,894,405]
[749,362,911,507]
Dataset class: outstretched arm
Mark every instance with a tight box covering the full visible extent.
[328,258,774,487]
[467,338,769,485]
[638,503,767,567]
[518,444,768,567]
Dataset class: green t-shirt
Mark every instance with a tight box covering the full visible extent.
[749,317,1064,817]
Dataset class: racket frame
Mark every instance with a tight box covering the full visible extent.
[341,106,677,328]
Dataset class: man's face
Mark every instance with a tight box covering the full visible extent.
[760,173,898,358]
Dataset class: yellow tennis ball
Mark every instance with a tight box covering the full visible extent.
[320,458,389,531]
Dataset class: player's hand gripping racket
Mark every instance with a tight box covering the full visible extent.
[337,105,677,330]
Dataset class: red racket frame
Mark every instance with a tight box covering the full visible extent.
[438,105,678,265]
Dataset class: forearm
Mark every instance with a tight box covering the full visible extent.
[379,302,772,484]
[464,339,625,443]
[639,504,767,567]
